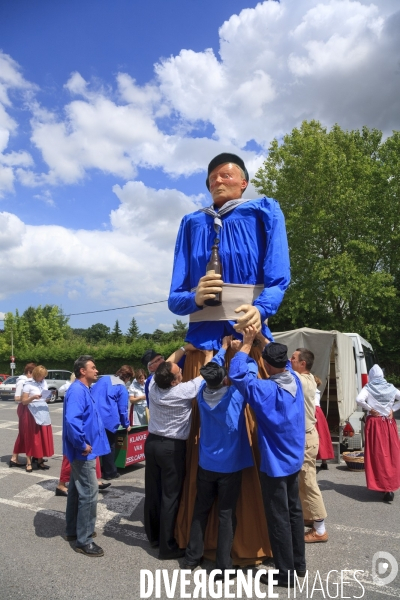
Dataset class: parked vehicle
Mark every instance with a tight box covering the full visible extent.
[0,373,9,383]
[45,370,72,403]
[0,376,19,401]
[344,333,377,393]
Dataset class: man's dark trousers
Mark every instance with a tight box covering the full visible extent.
[144,433,186,557]
[185,467,242,570]
[101,429,118,479]
[260,470,306,585]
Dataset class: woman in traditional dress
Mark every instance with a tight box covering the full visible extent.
[314,375,335,469]
[129,368,148,426]
[9,362,36,467]
[21,365,54,472]
[356,365,400,502]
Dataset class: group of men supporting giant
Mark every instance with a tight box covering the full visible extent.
[64,154,327,585]
[61,153,331,588]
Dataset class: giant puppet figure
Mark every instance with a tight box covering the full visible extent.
[168,153,290,564]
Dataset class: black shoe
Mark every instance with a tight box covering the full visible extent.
[296,570,307,578]
[98,482,111,490]
[9,460,24,468]
[150,541,159,548]
[65,532,97,541]
[32,457,47,463]
[37,461,50,470]
[182,557,204,571]
[75,541,104,557]
[383,492,394,502]
[320,463,328,470]
[55,488,68,497]
[158,548,186,560]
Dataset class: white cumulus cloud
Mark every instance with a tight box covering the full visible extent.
[0,52,36,195]
[0,180,200,306]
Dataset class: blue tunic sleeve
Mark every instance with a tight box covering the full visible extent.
[253,199,290,322]
[168,214,201,316]
[64,385,88,453]
[116,385,130,429]
[228,351,262,408]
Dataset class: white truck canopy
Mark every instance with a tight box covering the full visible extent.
[273,327,358,425]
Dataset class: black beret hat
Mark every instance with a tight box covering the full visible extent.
[141,349,161,367]
[262,342,288,368]
[200,362,227,388]
[206,153,249,191]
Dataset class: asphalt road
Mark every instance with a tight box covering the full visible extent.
[0,400,399,600]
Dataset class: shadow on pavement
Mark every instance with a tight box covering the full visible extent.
[317,475,384,503]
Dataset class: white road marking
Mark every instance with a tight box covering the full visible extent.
[0,495,148,541]
[343,570,400,598]
[0,420,18,428]
[96,488,144,527]
[330,523,400,540]
[14,479,57,501]
[0,497,65,518]
[108,477,144,486]
[0,470,14,480]
[0,466,56,481]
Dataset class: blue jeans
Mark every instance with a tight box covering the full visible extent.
[65,459,98,547]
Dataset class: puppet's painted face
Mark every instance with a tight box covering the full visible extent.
[208,163,247,207]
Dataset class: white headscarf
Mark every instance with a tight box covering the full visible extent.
[365,364,397,405]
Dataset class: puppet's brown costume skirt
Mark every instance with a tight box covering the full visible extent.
[175,347,272,566]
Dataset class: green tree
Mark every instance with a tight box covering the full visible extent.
[2,305,70,351]
[85,323,110,343]
[21,305,69,345]
[71,328,87,338]
[111,319,123,343]
[171,319,188,340]
[252,121,400,366]
[126,317,140,342]
[152,328,167,343]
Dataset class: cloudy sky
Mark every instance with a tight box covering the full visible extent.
[0,0,399,334]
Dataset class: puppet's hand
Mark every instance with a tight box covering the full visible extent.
[233,304,261,333]
[195,273,223,307]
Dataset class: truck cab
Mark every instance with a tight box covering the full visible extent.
[344,333,377,394]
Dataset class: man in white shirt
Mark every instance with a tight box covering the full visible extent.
[144,360,204,559]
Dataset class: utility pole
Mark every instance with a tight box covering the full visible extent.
[10,328,15,376]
